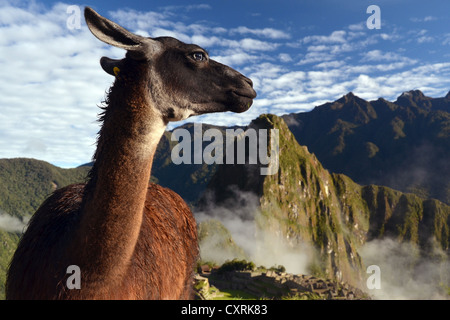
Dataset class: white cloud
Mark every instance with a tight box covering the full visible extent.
[424,16,437,22]
[417,36,434,43]
[411,16,438,23]
[230,26,290,39]
[303,30,347,44]
[362,50,417,66]
[314,60,345,69]
[297,50,334,65]
[348,23,365,31]
[160,4,212,12]
[379,33,400,41]
[0,2,114,167]
[0,212,28,233]
[239,38,279,51]
[212,51,259,67]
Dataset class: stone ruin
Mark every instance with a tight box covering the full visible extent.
[194,268,370,300]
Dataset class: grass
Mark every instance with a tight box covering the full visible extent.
[210,288,258,300]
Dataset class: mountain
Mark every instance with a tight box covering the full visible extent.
[282,90,450,205]
[0,158,90,299]
[0,158,90,220]
[196,114,449,297]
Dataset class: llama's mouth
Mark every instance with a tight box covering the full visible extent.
[233,86,257,100]
[231,90,256,113]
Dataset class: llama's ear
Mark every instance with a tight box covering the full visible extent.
[100,57,124,77]
[84,7,161,59]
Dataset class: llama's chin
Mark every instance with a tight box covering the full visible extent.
[229,93,254,113]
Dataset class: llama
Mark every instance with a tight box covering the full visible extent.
[6,7,256,299]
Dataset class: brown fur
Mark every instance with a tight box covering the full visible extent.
[6,183,197,299]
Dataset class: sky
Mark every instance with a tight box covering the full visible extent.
[1,0,450,167]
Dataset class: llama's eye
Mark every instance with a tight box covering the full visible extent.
[192,52,206,61]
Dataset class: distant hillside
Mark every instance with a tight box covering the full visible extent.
[0,158,90,219]
[0,158,90,299]
[283,90,450,204]
[197,114,449,297]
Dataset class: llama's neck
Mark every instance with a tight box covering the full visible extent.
[75,67,166,285]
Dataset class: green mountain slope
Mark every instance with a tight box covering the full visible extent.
[0,158,90,299]
[197,114,449,295]
[0,230,20,300]
[0,158,90,219]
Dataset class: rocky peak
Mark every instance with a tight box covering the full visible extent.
[327,92,377,124]
[343,91,356,101]
[399,90,425,99]
[337,92,364,105]
[395,89,432,111]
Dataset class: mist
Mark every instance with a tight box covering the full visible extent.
[194,187,449,300]
[195,188,316,275]
[0,211,28,233]
[360,238,449,300]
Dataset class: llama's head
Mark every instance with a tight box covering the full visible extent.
[85,7,256,122]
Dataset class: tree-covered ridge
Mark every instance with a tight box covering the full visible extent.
[0,158,90,219]
[0,158,89,299]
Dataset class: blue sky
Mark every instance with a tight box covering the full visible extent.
[1,0,450,167]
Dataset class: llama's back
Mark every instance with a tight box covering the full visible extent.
[6,183,199,299]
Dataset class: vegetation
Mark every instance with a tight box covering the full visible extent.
[0,230,20,300]
[0,158,90,219]
[281,292,324,300]
[217,259,256,274]
[211,288,257,300]
[0,158,89,300]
